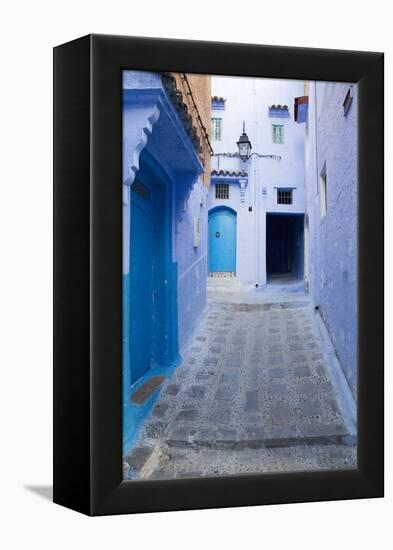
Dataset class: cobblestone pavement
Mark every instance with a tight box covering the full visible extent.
[124,278,356,480]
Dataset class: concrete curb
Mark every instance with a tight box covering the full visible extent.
[314,308,357,438]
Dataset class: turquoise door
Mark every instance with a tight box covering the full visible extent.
[129,179,153,384]
[208,208,237,273]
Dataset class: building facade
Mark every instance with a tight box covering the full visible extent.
[122,70,211,451]
[207,76,306,287]
[303,81,358,396]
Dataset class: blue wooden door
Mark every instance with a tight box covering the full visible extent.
[129,180,153,384]
[208,208,237,272]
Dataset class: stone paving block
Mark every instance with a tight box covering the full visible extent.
[225,359,243,369]
[328,398,340,414]
[186,385,207,399]
[267,352,284,365]
[166,424,196,446]
[299,381,318,396]
[268,343,282,352]
[247,364,262,378]
[213,336,226,344]
[311,353,324,361]
[242,412,264,426]
[244,390,259,412]
[164,384,180,396]
[249,352,263,363]
[203,356,219,367]
[152,402,169,418]
[232,337,246,346]
[320,380,334,394]
[176,409,199,421]
[307,341,319,351]
[289,342,305,351]
[303,423,348,440]
[269,401,294,424]
[125,446,154,471]
[196,335,207,342]
[294,365,311,377]
[214,386,233,400]
[264,425,298,447]
[209,408,233,425]
[209,345,223,354]
[194,427,218,446]
[240,427,266,448]
[144,421,167,439]
[268,367,286,379]
[216,428,238,448]
[299,400,323,417]
[220,372,239,384]
[269,383,289,397]
[196,370,214,381]
[290,352,307,363]
[315,364,327,377]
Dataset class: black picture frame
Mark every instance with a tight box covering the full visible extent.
[53,34,384,516]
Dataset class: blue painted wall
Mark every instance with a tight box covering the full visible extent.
[175,179,209,354]
[122,70,208,452]
[304,81,358,396]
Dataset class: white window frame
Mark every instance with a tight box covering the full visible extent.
[211,117,222,141]
[272,123,284,144]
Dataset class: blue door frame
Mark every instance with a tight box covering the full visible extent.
[123,152,179,452]
[127,152,178,384]
[208,207,237,273]
[129,180,154,383]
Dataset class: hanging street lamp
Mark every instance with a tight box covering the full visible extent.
[236,121,252,161]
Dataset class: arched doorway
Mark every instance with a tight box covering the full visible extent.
[208,207,237,274]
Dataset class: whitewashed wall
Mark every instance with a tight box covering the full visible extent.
[208,76,306,286]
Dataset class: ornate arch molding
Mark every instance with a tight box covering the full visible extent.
[123,71,203,201]
[209,204,238,216]
[122,70,204,273]
[211,171,249,203]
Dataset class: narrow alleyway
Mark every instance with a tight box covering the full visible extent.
[124,278,356,480]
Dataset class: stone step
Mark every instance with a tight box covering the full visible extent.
[165,422,355,450]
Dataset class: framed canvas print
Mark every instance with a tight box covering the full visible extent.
[53,34,384,516]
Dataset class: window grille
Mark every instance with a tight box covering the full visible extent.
[272,124,284,144]
[277,189,292,205]
[211,117,222,141]
[215,183,229,199]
